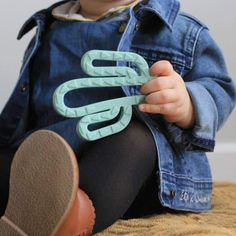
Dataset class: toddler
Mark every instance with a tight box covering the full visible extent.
[0,0,235,235]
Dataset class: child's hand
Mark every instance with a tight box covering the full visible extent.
[139,61,195,129]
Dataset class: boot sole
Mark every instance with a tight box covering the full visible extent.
[0,130,79,235]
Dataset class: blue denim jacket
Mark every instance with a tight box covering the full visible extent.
[0,0,235,212]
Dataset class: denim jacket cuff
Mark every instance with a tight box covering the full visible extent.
[183,81,217,151]
[164,122,215,152]
[183,133,215,151]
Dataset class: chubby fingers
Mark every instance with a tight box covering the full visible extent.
[141,60,176,94]
[137,60,195,127]
[139,88,180,115]
[139,103,177,116]
[145,89,177,104]
[140,76,176,94]
[138,60,186,116]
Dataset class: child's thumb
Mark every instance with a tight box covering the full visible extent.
[149,60,174,77]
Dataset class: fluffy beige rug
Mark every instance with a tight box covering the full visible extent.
[96,183,236,236]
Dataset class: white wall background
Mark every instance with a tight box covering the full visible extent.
[0,0,235,181]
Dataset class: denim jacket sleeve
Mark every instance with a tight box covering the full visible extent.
[162,28,236,152]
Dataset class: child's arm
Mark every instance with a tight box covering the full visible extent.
[139,28,236,151]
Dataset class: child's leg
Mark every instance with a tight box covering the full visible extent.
[79,120,159,233]
[122,166,164,219]
[0,120,160,235]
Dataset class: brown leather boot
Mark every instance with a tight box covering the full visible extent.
[0,130,95,236]
[56,189,95,236]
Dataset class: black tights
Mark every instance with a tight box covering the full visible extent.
[0,121,163,234]
[79,121,162,233]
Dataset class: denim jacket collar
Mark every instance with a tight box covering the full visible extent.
[133,0,180,30]
[17,0,70,40]
[17,0,180,40]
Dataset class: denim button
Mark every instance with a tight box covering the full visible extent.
[118,22,127,33]
[20,84,28,93]
[134,22,141,31]
[170,190,176,199]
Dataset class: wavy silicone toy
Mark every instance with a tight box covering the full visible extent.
[53,50,152,141]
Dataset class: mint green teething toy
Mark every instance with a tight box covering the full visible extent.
[53,50,152,141]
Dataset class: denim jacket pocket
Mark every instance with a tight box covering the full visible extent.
[130,46,191,77]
